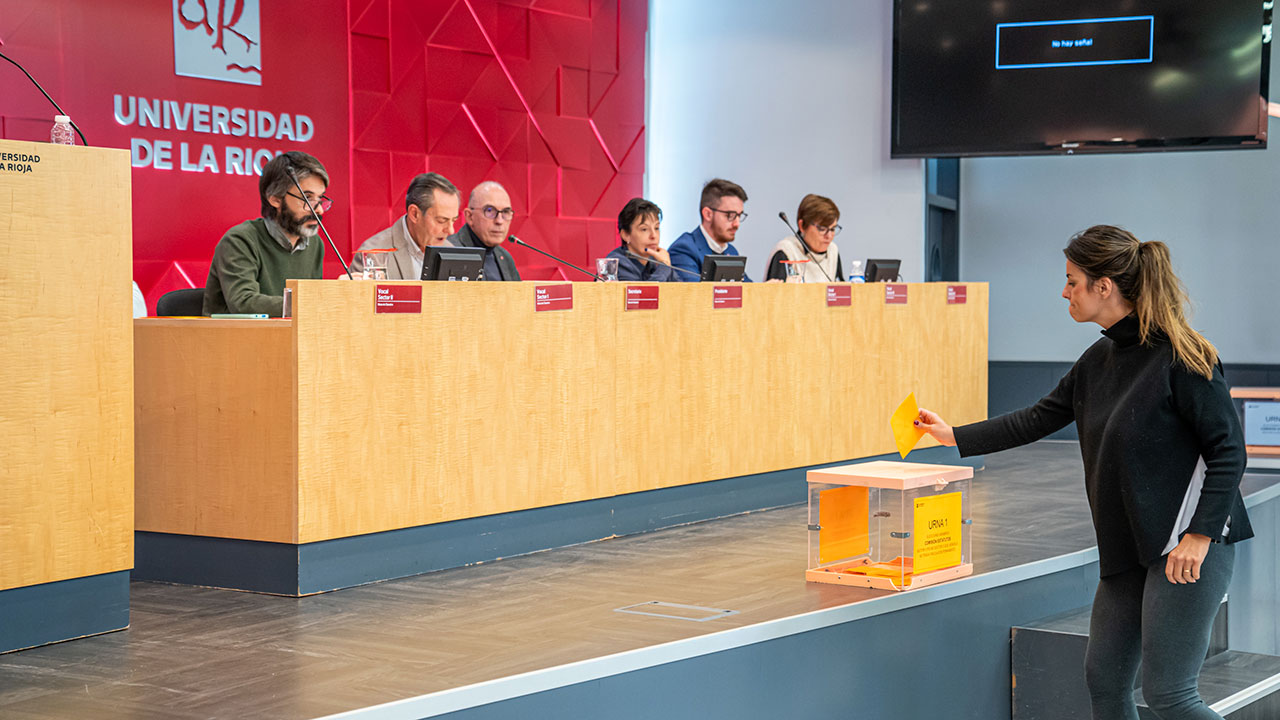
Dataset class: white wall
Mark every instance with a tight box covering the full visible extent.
[962,54,1280,364]
[647,0,924,280]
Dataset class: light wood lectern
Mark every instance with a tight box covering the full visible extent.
[0,139,134,652]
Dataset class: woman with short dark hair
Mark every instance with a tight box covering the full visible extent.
[917,225,1251,720]
[606,198,681,282]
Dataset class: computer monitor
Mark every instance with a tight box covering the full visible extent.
[700,255,748,282]
[865,259,901,283]
[422,246,485,281]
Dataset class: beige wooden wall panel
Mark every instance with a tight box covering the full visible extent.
[292,281,618,543]
[0,141,134,591]
[133,320,297,543]
[287,281,986,543]
[625,283,840,488]
[610,283,679,495]
[917,283,989,428]
[825,283,880,456]
[839,283,990,457]
[133,281,986,546]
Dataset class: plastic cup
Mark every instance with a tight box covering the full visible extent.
[596,257,619,282]
[358,250,391,280]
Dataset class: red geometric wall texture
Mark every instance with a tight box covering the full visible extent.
[347,0,647,278]
[0,0,645,308]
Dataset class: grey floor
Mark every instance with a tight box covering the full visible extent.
[0,441,1254,719]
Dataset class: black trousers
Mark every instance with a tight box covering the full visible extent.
[1084,542,1234,720]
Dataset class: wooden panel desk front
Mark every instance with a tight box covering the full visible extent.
[135,281,987,546]
[0,139,133,650]
[0,141,134,594]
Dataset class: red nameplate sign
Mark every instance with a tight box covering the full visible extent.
[375,284,422,314]
[826,285,852,307]
[884,283,908,304]
[535,284,574,312]
[625,284,659,310]
[947,285,967,304]
[712,285,743,309]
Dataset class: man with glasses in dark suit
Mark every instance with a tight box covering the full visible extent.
[447,181,522,281]
[668,177,752,282]
[203,151,330,316]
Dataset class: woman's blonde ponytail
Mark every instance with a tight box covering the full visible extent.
[1065,227,1217,380]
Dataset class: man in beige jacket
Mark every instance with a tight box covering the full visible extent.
[352,172,461,280]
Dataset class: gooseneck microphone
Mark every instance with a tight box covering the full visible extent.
[282,153,353,279]
[778,211,805,245]
[0,50,89,146]
[624,249,700,279]
[506,235,602,281]
[777,211,834,283]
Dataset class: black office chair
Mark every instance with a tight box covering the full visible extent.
[155,287,206,317]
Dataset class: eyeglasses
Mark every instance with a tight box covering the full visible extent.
[472,205,515,221]
[814,224,843,236]
[708,207,748,223]
[286,191,333,212]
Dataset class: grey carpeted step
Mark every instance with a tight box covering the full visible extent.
[1013,599,1229,720]
[1135,650,1280,719]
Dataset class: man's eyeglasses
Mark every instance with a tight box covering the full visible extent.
[287,191,333,212]
[815,224,843,236]
[472,205,515,221]
[708,207,748,223]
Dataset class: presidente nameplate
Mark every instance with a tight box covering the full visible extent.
[713,285,743,309]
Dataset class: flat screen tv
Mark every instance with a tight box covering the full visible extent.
[891,1,1271,157]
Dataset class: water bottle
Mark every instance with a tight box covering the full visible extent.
[850,259,866,283]
[51,115,75,145]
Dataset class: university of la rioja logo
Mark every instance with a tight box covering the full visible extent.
[172,0,262,86]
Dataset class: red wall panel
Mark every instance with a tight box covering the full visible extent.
[1,1,353,310]
[0,0,645,308]
[348,0,646,278]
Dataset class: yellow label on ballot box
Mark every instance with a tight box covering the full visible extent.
[913,491,962,574]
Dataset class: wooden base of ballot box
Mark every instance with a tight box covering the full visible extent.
[806,557,973,591]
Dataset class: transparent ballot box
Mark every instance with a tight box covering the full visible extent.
[806,461,973,591]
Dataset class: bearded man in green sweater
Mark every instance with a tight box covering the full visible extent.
[203,151,330,317]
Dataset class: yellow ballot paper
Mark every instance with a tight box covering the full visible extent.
[890,392,927,458]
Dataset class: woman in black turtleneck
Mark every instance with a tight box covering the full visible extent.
[917,225,1249,720]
